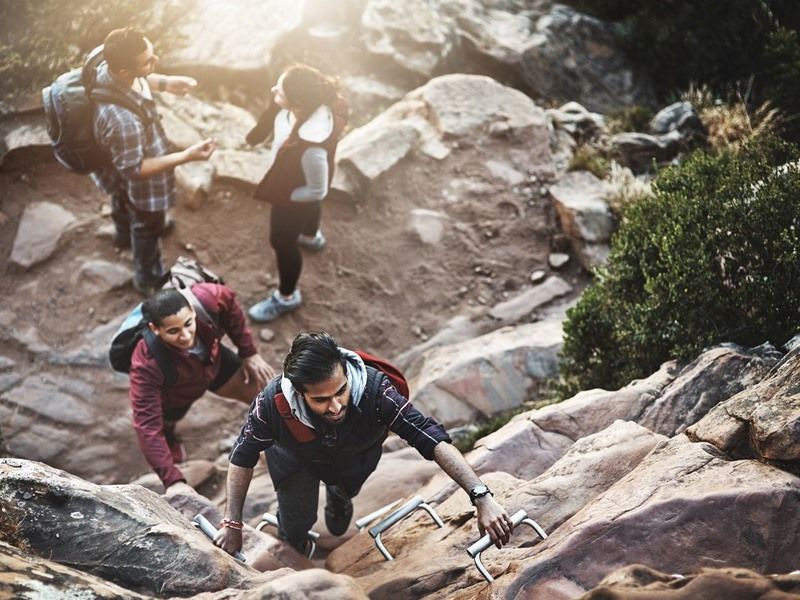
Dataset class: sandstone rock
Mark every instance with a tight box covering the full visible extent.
[521,5,655,113]
[548,252,569,269]
[341,75,407,120]
[610,130,685,172]
[0,540,150,599]
[580,564,800,599]
[547,101,606,139]
[213,148,271,189]
[406,208,450,245]
[488,435,800,597]
[649,101,706,138]
[550,170,614,270]
[394,313,489,372]
[687,348,800,462]
[77,259,133,293]
[638,343,780,437]
[0,112,50,166]
[334,74,553,198]
[0,356,16,372]
[176,160,215,210]
[488,275,572,322]
[10,201,77,269]
[0,459,269,596]
[165,0,303,70]
[339,421,665,599]
[361,0,458,81]
[409,320,563,426]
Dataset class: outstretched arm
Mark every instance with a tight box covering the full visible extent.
[433,441,513,548]
[213,464,253,555]
[146,73,198,96]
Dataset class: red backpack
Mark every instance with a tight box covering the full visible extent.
[274,350,408,443]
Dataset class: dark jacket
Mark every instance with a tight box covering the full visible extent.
[129,283,258,487]
[230,366,451,495]
[251,96,348,206]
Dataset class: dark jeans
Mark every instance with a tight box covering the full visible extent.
[275,465,351,552]
[269,201,321,296]
[111,190,167,289]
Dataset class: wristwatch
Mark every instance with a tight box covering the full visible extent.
[468,483,493,505]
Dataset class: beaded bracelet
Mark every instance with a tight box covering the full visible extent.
[220,518,243,530]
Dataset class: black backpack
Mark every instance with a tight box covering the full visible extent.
[108,257,224,386]
[42,45,153,174]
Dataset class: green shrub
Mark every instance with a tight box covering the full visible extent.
[0,0,185,98]
[568,145,610,179]
[606,105,654,134]
[560,135,800,392]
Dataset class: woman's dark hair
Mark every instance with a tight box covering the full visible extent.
[141,289,190,327]
[281,64,338,116]
[103,27,148,72]
[283,331,346,392]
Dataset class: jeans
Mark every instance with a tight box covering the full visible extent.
[275,464,352,553]
[269,201,322,296]
[111,190,167,289]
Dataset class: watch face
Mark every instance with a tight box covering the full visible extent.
[471,485,489,496]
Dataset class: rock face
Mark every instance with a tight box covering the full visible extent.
[487,435,800,598]
[9,201,76,269]
[549,170,614,270]
[0,112,51,166]
[0,540,151,599]
[0,459,267,596]
[409,320,563,426]
[687,348,800,461]
[327,420,664,599]
[164,0,304,71]
[580,564,800,599]
[520,5,655,113]
[334,73,553,198]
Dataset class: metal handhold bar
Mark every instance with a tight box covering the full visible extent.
[367,495,444,561]
[355,499,402,531]
[466,509,547,583]
[192,513,246,563]
[255,512,319,559]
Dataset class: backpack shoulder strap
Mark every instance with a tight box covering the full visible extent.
[179,287,219,331]
[142,328,177,386]
[274,391,317,443]
[88,86,153,126]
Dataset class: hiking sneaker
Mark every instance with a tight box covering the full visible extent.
[297,230,326,251]
[248,290,302,323]
[324,484,353,536]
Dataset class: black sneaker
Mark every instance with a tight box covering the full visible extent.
[324,484,353,536]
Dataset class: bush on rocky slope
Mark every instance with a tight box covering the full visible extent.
[560,135,800,392]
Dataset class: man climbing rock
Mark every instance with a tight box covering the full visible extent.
[214,331,513,555]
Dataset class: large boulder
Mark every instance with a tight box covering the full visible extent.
[0,112,50,166]
[0,459,271,596]
[638,343,781,437]
[549,170,614,270]
[328,420,664,599]
[408,320,563,427]
[0,540,150,599]
[520,5,655,113]
[334,73,553,198]
[687,348,800,462]
[580,564,800,599]
[164,0,304,71]
[9,201,76,269]
[484,435,800,598]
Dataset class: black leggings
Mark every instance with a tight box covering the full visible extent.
[269,201,321,296]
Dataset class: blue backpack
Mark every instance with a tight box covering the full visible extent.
[42,45,152,174]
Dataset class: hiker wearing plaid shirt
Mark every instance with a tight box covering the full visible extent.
[90,27,216,295]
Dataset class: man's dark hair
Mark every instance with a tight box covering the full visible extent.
[141,289,190,327]
[103,27,147,71]
[283,332,346,392]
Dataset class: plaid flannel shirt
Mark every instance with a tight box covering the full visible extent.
[91,63,177,212]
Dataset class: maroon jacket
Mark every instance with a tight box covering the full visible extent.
[253,95,348,205]
[128,283,258,487]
